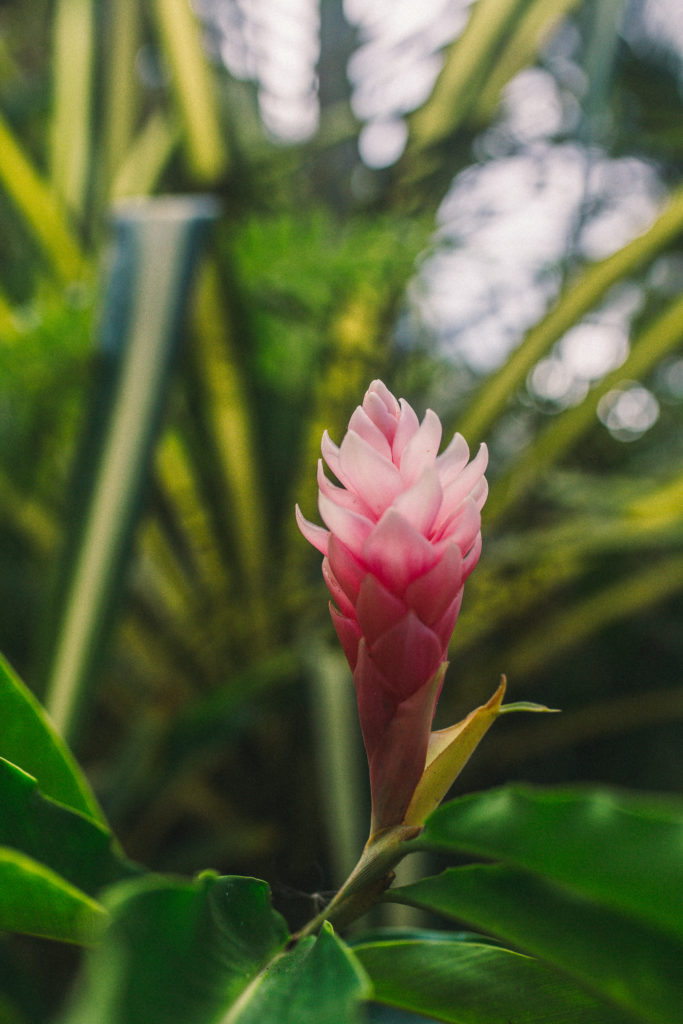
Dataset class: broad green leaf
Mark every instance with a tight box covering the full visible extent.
[413,785,683,941]
[354,939,636,1024]
[59,874,290,1024]
[62,874,370,1024]
[223,922,370,1024]
[0,654,105,823]
[387,863,682,1024]
[0,758,135,895]
[0,846,106,945]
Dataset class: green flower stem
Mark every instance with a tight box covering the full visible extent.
[293,824,421,941]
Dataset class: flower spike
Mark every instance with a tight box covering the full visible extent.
[297,380,491,836]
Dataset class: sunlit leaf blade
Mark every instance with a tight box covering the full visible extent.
[387,863,682,1024]
[0,110,86,282]
[485,289,683,520]
[188,260,270,642]
[451,473,683,669]
[50,0,94,216]
[224,923,370,1024]
[151,0,228,181]
[42,197,218,739]
[472,0,581,123]
[59,874,290,1024]
[102,0,142,195]
[0,654,105,823]
[627,471,683,527]
[0,846,107,945]
[0,758,136,895]
[407,0,524,152]
[500,551,683,682]
[413,785,683,941]
[354,939,636,1024]
[0,286,18,339]
[111,111,180,200]
[455,183,683,444]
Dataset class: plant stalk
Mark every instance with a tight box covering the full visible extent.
[293,824,421,942]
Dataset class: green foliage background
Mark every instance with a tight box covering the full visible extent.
[0,0,682,1018]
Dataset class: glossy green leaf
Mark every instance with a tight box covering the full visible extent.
[0,654,105,823]
[0,846,106,945]
[413,785,683,941]
[387,863,682,1024]
[0,757,135,896]
[355,939,636,1023]
[224,922,370,1024]
[59,873,290,1024]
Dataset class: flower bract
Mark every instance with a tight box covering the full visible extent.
[297,380,489,834]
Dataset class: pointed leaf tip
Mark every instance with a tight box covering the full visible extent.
[402,680,507,828]
[499,701,561,714]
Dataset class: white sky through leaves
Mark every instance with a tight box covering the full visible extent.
[198,0,683,438]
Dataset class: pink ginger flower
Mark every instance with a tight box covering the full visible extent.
[296,380,489,835]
